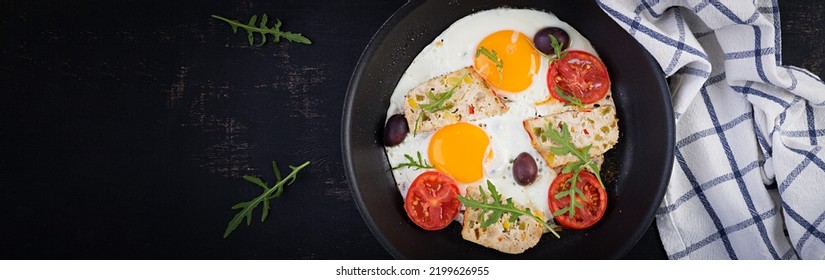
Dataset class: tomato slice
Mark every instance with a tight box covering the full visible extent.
[548,170,607,230]
[404,171,461,230]
[547,50,611,104]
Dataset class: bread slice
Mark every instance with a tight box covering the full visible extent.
[523,105,619,168]
[460,186,542,254]
[403,67,507,133]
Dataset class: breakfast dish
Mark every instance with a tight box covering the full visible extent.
[460,185,544,254]
[381,8,618,254]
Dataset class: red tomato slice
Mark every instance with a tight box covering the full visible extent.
[547,50,611,104]
[404,171,461,230]
[548,170,607,230]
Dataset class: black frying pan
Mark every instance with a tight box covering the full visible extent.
[342,0,674,259]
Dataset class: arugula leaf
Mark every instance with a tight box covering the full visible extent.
[554,86,584,108]
[412,72,470,135]
[546,36,580,109]
[419,72,469,113]
[551,168,587,217]
[212,14,312,46]
[475,46,504,84]
[543,122,604,188]
[223,161,311,238]
[543,122,606,218]
[549,34,568,63]
[391,151,433,171]
[457,181,561,239]
[412,112,422,136]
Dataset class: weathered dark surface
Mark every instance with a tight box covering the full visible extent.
[781,1,825,76]
[0,0,821,259]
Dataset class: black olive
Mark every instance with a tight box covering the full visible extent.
[533,27,570,56]
[383,114,409,147]
[513,152,538,186]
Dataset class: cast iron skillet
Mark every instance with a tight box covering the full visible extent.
[343,0,674,259]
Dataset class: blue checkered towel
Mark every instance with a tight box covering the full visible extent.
[596,0,825,259]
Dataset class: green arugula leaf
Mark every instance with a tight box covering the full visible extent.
[551,168,586,218]
[212,14,312,46]
[412,72,470,135]
[419,72,469,113]
[391,151,433,171]
[561,160,585,174]
[272,161,283,182]
[549,34,568,63]
[554,86,584,108]
[223,161,311,238]
[412,112,422,136]
[457,181,561,239]
[586,161,605,192]
[242,175,268,191]
[543,122,606,218]
[475,46,504,84]
[543,122,604,187]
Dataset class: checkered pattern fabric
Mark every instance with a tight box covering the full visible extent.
[596,0,825,259]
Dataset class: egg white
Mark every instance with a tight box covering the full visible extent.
[385,8,601,222]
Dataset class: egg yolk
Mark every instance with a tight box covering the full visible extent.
[428,122,490,183]
[473,30,539,93]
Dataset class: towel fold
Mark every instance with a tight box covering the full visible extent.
[597,0,825,259]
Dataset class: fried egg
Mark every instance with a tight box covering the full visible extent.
[385,8,601,222]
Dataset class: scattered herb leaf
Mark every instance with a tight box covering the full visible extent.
[223,161,311,238]
[412,72,469,135]
[212,14,312,46]
[457,180,561,239]
[412,112,422,136]
[419,72,469,113]
[554,86,584,108]
[392,151,433,171]
[551,168,586,217]
[548,34,568,63]
[542,122,605,218]
[543,122,604,187]
[475,46,504,84]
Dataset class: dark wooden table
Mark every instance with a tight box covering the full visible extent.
[1,0,822,259]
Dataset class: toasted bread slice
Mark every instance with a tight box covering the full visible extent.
[523,105,619,168]
[403,67,507,133]
[460,186,542,254]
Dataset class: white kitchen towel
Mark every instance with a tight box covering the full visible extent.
[596,0,825,259]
